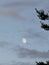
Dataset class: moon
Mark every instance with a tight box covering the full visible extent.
[22,37,27,44]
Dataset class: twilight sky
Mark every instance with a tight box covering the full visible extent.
[0,0,49,65]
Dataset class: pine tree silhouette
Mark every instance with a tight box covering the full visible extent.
[35,8,49,31]
[35,8,49,20]
[40,21,49,30]
[36,61,49,65]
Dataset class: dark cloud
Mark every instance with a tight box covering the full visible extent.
[13,46,49,59]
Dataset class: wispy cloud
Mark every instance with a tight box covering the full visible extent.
[0,10,26,20]
[13,46,49,59]
[0,41,13,50]
[25,29,47,40]
[0,41,9,48]
[0,0,46,8]
[16,62,35,65]
[0,62,35,65]
[1,1,42,7]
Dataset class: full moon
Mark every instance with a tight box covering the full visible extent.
[22,37,27,44]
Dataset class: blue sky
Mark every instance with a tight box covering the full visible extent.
[0,0,49,65]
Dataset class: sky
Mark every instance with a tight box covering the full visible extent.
[0,0,49,65]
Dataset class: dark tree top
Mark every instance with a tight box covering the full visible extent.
[36,61,49,65]
[40,21,49,30]
[35,8,49,20]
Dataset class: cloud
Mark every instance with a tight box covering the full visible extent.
[11,62,34,65]
[0,62,35,65]
[0,10,26,20]
[25,29,47,40]
[13,45,49,59]
[16,62,35,65]
[1,1,41,7]
[0,41,9,48]
[0,41,13,50]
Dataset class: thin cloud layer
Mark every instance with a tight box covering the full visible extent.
[0,41,14,50]
[25,29,47,40]
[0,62,35,65]
[14,46,49,59]
[0,41,9,48]
[1,0,43,7]
[17,62,35,65]
[0,10,26,20]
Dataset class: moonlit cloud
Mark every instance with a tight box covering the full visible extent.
[0,0,49,64]
[22,37,27,44]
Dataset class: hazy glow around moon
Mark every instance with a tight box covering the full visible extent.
[22,37,27,44]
